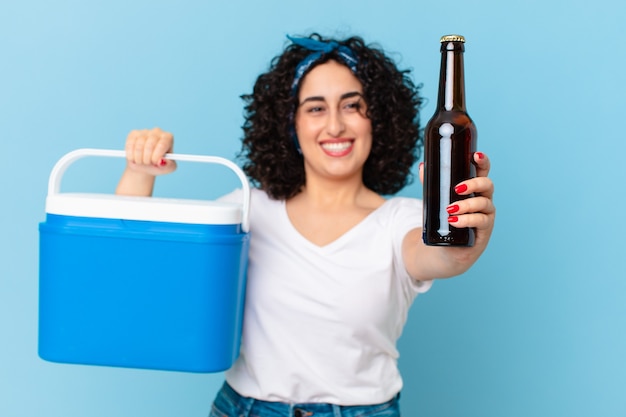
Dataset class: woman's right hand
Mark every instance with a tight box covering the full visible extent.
[116,127,177,196]
[124,127,177,176]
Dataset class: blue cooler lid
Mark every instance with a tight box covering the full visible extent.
[46,149,250,230]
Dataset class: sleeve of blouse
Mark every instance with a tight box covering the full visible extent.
[216,188,243,203]
[391,198,434,295]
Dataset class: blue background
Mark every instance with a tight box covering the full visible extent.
[2,0,625,416]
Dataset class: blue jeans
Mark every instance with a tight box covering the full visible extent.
[209,382,401,417]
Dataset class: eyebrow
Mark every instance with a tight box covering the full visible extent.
[300,91,363,105]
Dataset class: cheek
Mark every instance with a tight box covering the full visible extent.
[295,117,323,139]
[361,127,374,156]
[358,121,373,145]
[363,137,373,156]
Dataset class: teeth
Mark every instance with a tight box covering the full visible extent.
[322,141,352,151]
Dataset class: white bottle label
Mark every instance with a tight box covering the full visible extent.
[438,123,453,237]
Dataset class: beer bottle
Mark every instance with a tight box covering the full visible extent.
[422,34,477,247]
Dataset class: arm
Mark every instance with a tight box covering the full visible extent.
[403,152,496,281]
[115,127,177,196]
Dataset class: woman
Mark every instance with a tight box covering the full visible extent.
[117,33,495,417]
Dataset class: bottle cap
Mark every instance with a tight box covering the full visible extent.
[440,34,465,43]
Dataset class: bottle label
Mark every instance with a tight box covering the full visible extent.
[437,123,453,237]
[445,51,455,110]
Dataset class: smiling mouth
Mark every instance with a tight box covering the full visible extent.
[321,140,354,153]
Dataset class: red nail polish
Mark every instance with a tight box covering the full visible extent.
[159,159,167,166]
[446,204,460,214]
[475,152,484,160]
[455,184,468,194]
[448,216,459,223]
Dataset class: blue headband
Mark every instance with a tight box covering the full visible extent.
[287,35,359,153]
[287,35,359,95]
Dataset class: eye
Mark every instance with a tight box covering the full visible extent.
[305,105,326,114]
[343,99,364,112]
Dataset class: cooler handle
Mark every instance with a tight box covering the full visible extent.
[48,148,251,233]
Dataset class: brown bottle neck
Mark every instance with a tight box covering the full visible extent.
[436,41,467,111]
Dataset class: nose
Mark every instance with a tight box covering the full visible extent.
[325,109,345,137]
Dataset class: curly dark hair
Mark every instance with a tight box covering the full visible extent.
[239,33,424,200]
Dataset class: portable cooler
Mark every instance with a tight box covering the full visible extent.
[38,149,250,373]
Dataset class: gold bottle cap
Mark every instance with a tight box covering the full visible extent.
[440,34,465,43]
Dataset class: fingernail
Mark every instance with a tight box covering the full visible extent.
[446,204,460,214]
[475,152,485,160]
[159,159,167,166]
[448,216,459,223]
[455,184,468,194]
[419,162,424,170]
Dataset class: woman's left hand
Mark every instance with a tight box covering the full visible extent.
[410,151,495,280]
[434,151,495,249]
